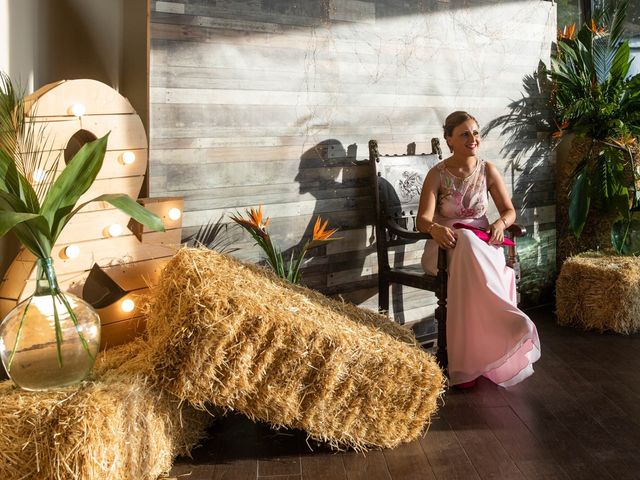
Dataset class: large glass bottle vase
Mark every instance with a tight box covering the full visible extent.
[0,257,101,390]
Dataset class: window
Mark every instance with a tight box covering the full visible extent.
[556,0,582,30]
[561,1,640,77]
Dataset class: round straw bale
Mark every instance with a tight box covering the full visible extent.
[0,341,210,480]
[556,253,640,334]
[145,247,444,450]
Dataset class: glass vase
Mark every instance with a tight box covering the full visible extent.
[0,257,101,391]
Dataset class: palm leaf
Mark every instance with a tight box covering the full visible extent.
[0,212,41,237]
[605,0,629,48]
[0,190,53,257]
[67,193,165,233]
[610,41,631,86]
[0,150,23,199]
[592,35,614,85]
[568,161,591,238]
[575,28,594,69]
[186,215,239,253]
[40,134,109,241]
[0,72,23,160]
[10,220,51,258]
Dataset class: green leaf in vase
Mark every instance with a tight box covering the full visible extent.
[39,134,109,242]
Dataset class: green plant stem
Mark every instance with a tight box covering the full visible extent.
[6,296,32,371]
[51,290,63,367]
[43,260,94,363]
[56,290,94,361]
[619,218,632,254]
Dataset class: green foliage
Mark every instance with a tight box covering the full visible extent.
[0,72,165,258]
[549,0,640,240]
[231,206,339,284]
[0,72,165,370]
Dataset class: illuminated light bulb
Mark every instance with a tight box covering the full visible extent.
[121,298,135,313]
[121,151,136,165]
[70,103,86,117]
[63,244,80,259]
[168,207,182,221]
[32,168,46,183]
[106,223,123,237]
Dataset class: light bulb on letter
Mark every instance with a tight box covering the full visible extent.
[121,151,136,165]
[32,169,46,183]
[168,208,182,221]
[61,244,80,260]
[70,103,86,117]
[107,223,123,237]
[121,299,135,313]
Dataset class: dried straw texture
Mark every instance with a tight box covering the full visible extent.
[145,248,445,450]
[0,340,209,480]
[556,253,640,334]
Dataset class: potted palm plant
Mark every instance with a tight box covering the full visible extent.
[0,73,164,390]
[550,0,640,259]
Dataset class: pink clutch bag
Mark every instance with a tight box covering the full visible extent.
[452,222,515,247]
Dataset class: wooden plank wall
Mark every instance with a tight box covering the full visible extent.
[148,0,557,324]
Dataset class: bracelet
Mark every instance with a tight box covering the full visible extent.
[426,222,437,234]
[499,217,508,228]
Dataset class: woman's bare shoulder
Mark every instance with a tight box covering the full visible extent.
[424,161,444,183]
[483,160,508,189]
[484,160,503,178]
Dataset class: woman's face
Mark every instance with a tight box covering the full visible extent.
[446,119,480,156]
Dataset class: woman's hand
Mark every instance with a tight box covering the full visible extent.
[487,220,505,245]
[430,224,458,249]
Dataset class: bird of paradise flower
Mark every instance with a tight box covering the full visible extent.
[230,206,340,284]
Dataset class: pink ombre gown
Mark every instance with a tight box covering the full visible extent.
[422,159,540,387]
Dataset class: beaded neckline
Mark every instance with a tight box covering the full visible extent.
[441,158,482,181]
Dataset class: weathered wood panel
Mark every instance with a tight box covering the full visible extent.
[149,0,557,321]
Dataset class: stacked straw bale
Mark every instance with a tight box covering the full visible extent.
[0,246,443,478]
[556,253,640,334]
[145,248,445,450]
[0,338,210,480]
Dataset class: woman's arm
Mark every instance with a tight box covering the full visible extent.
[485,161,517,245]
[417,168,458,249]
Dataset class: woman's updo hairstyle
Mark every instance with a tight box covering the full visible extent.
[442,111,479,152]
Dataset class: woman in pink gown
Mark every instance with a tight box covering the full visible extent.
[417,111,540,388]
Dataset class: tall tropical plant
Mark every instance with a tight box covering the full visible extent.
[0,72,164,367]
[231,206,340,284]
[549,0,640,250]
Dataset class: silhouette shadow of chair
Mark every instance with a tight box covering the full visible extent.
[369,139,526,368]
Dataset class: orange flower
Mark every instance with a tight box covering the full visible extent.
[587,19,606,34]
[557,23,576,40]
[312,216,338,241]
[611,133,637,148]
[552,121,570,139]
[230,205,270,239]
[248,205,269,229]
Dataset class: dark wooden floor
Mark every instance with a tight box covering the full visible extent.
[168,307,640,480]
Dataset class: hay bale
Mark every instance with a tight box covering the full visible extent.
[556,253,640,334]
[145,247,444,450]
[0,339,210,480]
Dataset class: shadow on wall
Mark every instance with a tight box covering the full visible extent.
[483,61,556,304]
[29,0,113,87]
[289,139,376,300]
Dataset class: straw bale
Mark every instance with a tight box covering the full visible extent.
[556,253,640,334]
[145,247,445,450]
[0,340,210,480]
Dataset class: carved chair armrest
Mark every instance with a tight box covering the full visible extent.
[506,223,526,238]
[505,223,526,269]
[384,218,431,240]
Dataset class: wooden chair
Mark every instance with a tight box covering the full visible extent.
[369,139,525,368]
